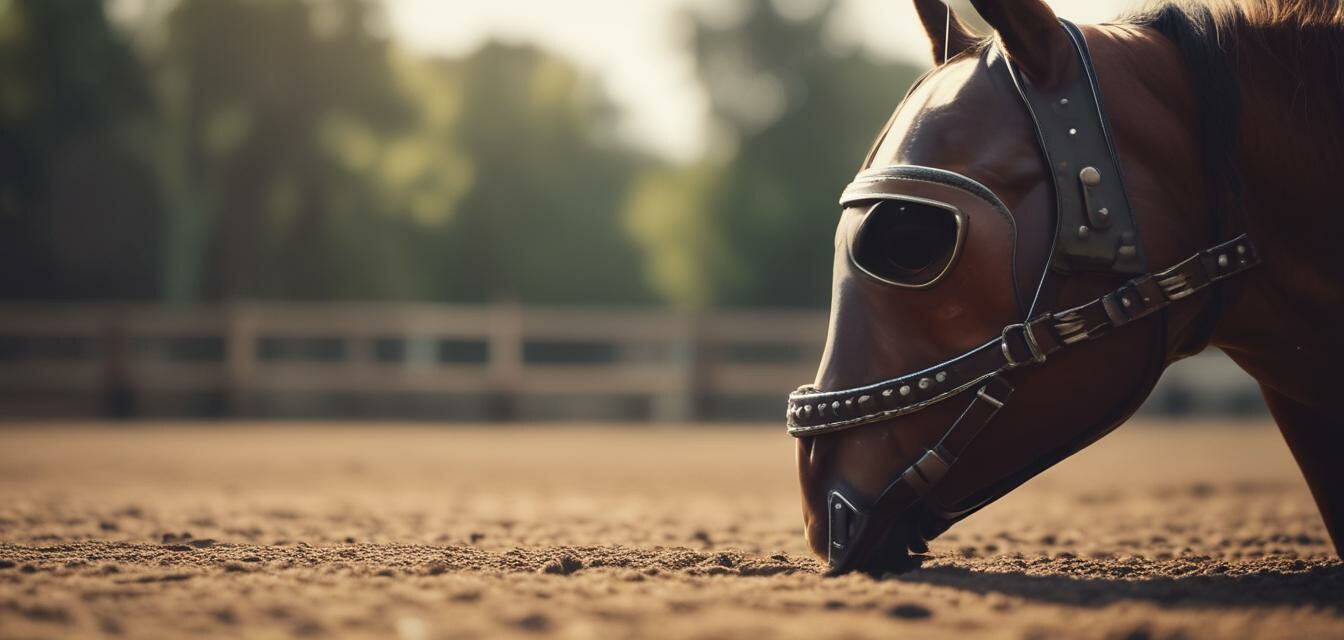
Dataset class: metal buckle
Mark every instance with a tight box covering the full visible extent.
[1100,290,1130,326]
[1000,323,1046,366]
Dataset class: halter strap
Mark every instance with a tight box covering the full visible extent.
[786,233,1260,437]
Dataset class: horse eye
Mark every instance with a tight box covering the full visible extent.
[851,200,963,287]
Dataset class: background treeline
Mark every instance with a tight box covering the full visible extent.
[0,0,921,308]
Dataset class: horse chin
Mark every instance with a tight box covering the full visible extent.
[847,522,921,577]
[806,496,958,576]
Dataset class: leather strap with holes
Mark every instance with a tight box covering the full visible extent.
[787,233,1260,437]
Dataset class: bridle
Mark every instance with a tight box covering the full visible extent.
[785,20,1261,574]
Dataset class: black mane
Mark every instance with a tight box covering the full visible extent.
[1128,4,1243,233]
[1125,1,1344,229]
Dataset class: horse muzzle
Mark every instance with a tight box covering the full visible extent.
[816,376,1014,575]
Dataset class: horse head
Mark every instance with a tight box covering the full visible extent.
[791,0,1259,575]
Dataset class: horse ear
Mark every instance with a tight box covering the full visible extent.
[967,0,1074,86]
[912,0,978,65]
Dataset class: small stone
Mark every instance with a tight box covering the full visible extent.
[541,554,583,575]
[425,561,449,576]
[888,603,933,619]
[514,614,551,632]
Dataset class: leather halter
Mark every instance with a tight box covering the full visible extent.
[787,231,1258,437]
[785,20,1261,574]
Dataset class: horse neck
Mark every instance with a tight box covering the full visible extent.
[1210,25,1344,402]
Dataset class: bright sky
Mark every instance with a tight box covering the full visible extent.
[385,0,1139,162]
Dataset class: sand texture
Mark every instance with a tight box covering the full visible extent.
[0,422,1341,639]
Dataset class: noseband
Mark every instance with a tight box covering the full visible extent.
[786,20,1261,574]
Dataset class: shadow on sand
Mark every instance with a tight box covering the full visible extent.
[898,563,1344,609]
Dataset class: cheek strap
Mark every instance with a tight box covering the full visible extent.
[826,376,1013,574]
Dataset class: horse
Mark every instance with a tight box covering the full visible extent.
[788,0,1344,575]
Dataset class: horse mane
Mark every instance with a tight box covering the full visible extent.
[1124,0,1344,228]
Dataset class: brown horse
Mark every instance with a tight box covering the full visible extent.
[790,0,1344,575]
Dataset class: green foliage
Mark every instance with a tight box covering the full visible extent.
[156,0,650,303]
[0,0,161,299]
[0,0,923,308]
[628,0,922,308]
[156,0,454,301]
[440,43,654,304]
[625,162,742,310]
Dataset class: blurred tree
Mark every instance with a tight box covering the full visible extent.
[157,0,471,301]
[157,0,647,304]
[1,0,923,309]
[627,0,923,308]
[0,0,162,299]
[438,43,655,305]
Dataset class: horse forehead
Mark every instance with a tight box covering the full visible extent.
[869,56,1035,171]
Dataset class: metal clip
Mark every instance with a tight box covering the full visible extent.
[1000,323,1046,366]
[1100,291,1130,326]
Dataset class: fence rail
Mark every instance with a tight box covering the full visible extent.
[0,303,1264,420]
[0,303,826,419]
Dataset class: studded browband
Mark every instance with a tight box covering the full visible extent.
[786,233,1260,437]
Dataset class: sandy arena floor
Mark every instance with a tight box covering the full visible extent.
[0,421,1340,639]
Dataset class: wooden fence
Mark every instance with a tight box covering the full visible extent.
[0,303,826,419]
[0,303,1263,420]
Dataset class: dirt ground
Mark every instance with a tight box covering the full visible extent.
[0,421,1340,639]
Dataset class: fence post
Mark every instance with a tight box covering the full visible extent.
[651,311,701,423]
[225,303,257,417]
[486,302,523,419]
[100,305,135,418]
